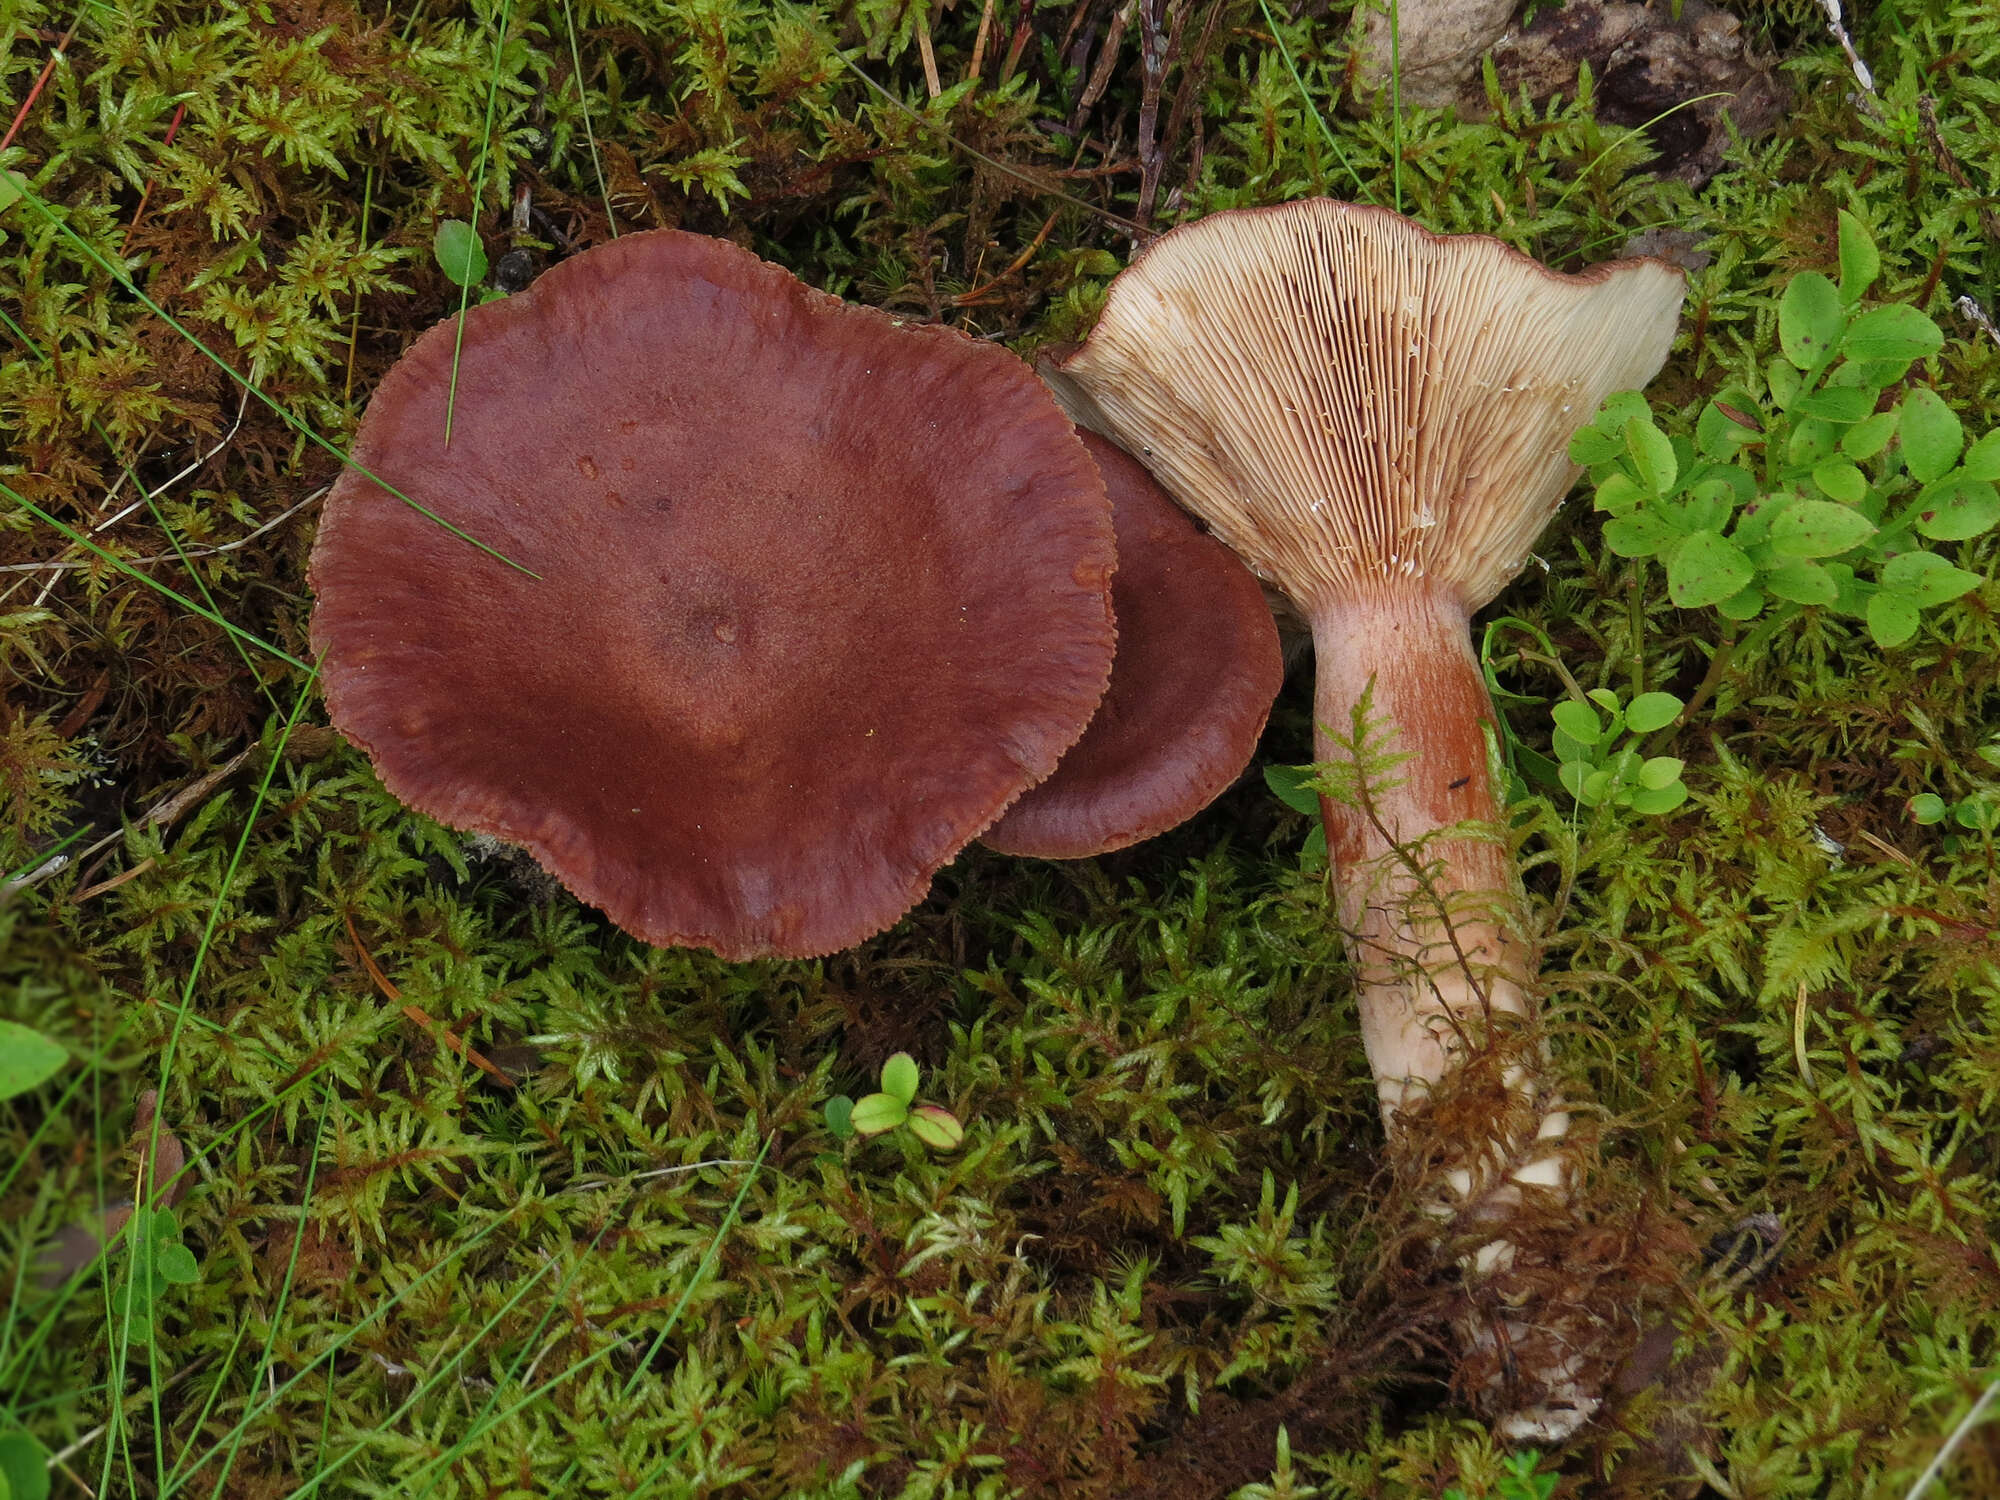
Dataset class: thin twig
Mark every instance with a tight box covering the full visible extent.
[1817,0,1875,93]
[0,743,257,901]
[0,488,324,574]
[0,14,81,152]
[1902,1375,2000,1500]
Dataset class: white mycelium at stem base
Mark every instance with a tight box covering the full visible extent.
[1046,199,1685,1440]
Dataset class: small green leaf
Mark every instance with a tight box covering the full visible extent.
[880,1052,920,1106]
[905,1106,964,1151]
[1779,272,1845,369]
[1592,472,1647,517]
[1840,410,1900,461]
[849,1093,907,1136]
[1881,550,1983,605]
[1770,499,1875,557]
[1638,756,1685,790]
[1961,430,2000,481]
[1263,764,1319,816]
[1668,530,1755,608]
[0,1430,50,1500]
[1836,211,1880,304]
[1768,359,1803,410]
[432,219,489,288]
[1954,797,2000,832]
[1696,398,1762,457]
[1625,418,1678,495]
[0,1022,67,1100]
[1914,480,2000,541]
[1811,460,1868,503]
[1551,700,1602,746]
[156,1243,200,1285]
[1718,585,1767,621]
[1579,768,1615,806]
[1900,387,1965,481]
[1624,692,1683,734]
[1794,386,1877,423]
[1867,590,1920,647]
[1602,511,1680,558]
[1841,303,1943,362]
[1908,793,1948,825]
[1557,760,1590,802]
[1763,559,1840,606]
[1629,783,1690,815]
[823,1095,855,1139]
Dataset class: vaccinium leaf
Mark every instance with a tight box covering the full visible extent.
[1638,756,1685,790]
[1899,387,1964,481]
[1779,273,1844,370]
[1908,793,1948,824]
[432,219,489,288]
[1867,590,1920,647]
[0,1430,51,1500]
[1624,692,1683,734]
[906,1106,964,1151]
[1793,386,1877,423]
[1771,499,1875,558]
[1811,460,1867,503]
[1667,530,1754,607]
[1841,303,1942,362]
[1263,764,1319,815]
[1718,585,1767,621]
[1603,511,1679,558]
[1629,782,1689,815]
[0,1022,66,1100]
[1881,550,1982,604]
[1962,430,2000,481]
[1764,559,1840,606]
[1625,418,1678,495]
[1840,410,1899,461]
[1551,700,1601,746]
[1913,479,2000,541]
[1836,210,1880,304]
[880,1052,920,1106]
[848,1093,907,1136]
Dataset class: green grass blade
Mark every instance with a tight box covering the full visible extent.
[444,0,515,446]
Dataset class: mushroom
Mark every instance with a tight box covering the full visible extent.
[1044,199,1683,1438]
[983,430,1285,858]
[310,229,1116,960]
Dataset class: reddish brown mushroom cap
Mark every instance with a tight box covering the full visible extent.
[981,430,1284,859]
[309,229,1115,959]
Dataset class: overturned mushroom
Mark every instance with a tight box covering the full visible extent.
[983,430,1285,859]
[1046,199,1683,1438]
[311,230,1116,960]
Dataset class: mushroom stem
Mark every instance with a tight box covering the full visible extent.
[1308,583,1558,1147]
[1309,582,1589,1440]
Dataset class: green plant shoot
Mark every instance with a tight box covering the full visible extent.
[1571,212,1996,649]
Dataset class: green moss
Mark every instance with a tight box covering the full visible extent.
[5,0,2000,1495]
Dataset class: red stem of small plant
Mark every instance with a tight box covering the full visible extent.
[0,20,82,153]
[120,100,187,254]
